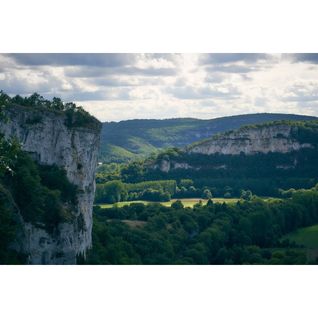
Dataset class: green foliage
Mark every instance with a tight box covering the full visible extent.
[95,179,176,203]
[64,106,98,129]
[87,185,318,264]
[240,190,253,201]
[171,200,184,210]
[0,134,80,262]
[0,136,20,177]
[120,161,147,183]
[95,181,128,204]
[38,164,78,204]
[179,179,194,188]
[0,184,26,264]
[283,224,318,249]
[11,152,76,230]
[97,120,318,200]
[1,149,77,234]
[139,188,171,202]
[279,188,296,198]
[0,90,100,130]
[126,180,176,195]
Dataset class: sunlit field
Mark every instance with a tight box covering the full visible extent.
[98,197,240,209]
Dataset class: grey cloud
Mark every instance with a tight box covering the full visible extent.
[87,77,136,87]
[90,76,165,87]
[205,64,256,74]
[200,53,270,65]
[64,65,176,78]
[205,73,226,83]
[282,95,318,102]
[281,82,318,102]
[0,74,66,95]
[42,89,131,102]
[144,53,180,60]
[5,53,136,67]
[284,53,318,64]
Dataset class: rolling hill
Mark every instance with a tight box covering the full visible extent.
[100,113,317,163]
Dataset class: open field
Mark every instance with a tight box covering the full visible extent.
[284,224,318,248]
[97,197,279,209]
[283,224,318,261]
[98,197,240,209]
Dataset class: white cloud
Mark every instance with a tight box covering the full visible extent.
[1,53,318,121]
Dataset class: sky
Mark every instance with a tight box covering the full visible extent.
[1,53,318,122]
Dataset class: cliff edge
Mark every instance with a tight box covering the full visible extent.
[0,105,101,264]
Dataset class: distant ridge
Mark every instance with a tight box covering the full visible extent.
[100,113,317,163]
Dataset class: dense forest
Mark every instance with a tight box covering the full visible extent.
[85,185,318,264]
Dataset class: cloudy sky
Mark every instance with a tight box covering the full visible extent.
[1,53,318,122]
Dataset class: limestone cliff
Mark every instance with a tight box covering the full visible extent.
[0,105,101,264]
[151,121,317,173]
[188,124,313,155]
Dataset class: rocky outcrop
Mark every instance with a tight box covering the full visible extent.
[188,124,313,155]
[0,106,101,264]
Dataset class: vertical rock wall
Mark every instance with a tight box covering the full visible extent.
[0,106,101,264]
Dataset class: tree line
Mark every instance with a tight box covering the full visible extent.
[0,91,99,129]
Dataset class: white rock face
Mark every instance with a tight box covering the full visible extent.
[0,106,101,264]
[189,125,313,155]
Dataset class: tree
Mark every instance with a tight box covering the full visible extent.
[121,162,144,183]
[240,190,253,201]
[95,181,128,203]
[51,97,64,111]
[206,199,214,207]
[171,200,184,210]
[25,93,45,107]
[202,189,212,199]
[0,91,10,107]
[0,137,21,177]
[179,179,194,188]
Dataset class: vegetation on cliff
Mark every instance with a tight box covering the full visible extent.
[0,133,79,263]
[0,90,100,130]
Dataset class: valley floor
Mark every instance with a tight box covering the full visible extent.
[97,197,239,209]
[97,197,278,209]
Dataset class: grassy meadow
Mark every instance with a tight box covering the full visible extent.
[98,197,240,209]
[283,224,318,261]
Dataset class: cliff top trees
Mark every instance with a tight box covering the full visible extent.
[0,90,100,130]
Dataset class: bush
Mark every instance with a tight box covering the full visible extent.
[171,200,184,210]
